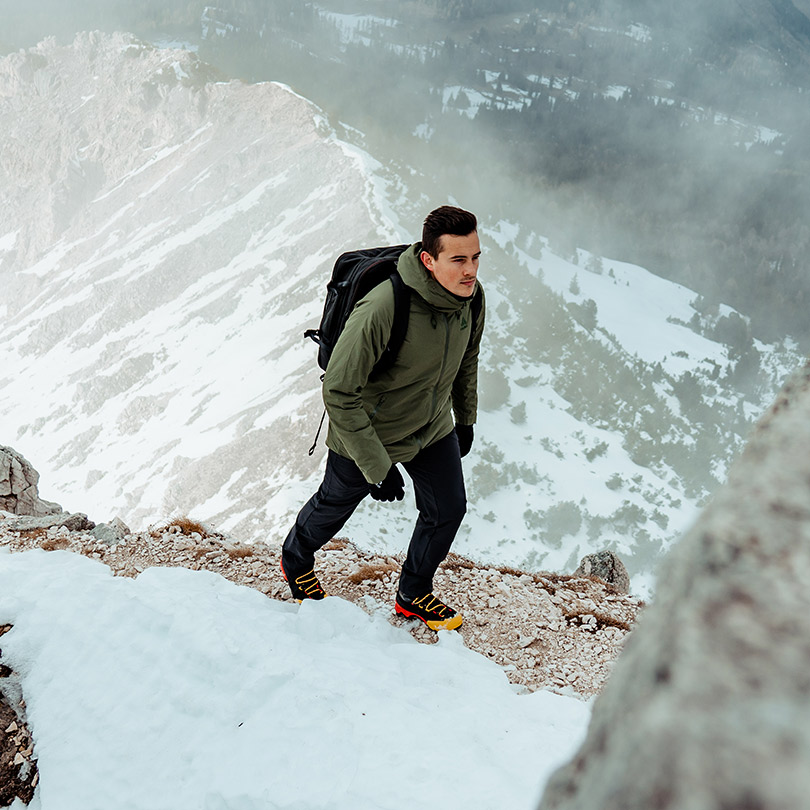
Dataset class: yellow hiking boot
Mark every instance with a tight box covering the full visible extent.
[395,591,462,631]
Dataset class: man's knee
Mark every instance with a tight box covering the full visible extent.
[445,488,467,525]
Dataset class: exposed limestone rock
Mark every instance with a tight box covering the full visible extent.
[0,33,408,551]
[6,512,95,533]
[538,360,810,810]
[90,517,131,545]
[574,551,630,593]
[0,446,61,517]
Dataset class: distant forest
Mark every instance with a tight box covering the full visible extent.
[6,0,810,346]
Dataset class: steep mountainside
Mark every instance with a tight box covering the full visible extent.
[0,31,400,537]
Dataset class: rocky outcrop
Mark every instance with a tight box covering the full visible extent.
[574,551,630,593]
[0,447,61,517]
[538,360,810,810]
[3,512,95,533]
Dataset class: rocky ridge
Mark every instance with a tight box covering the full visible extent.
[0,513,641,697]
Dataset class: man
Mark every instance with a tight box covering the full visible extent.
[281,205,485,631]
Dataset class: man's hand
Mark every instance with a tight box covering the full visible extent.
[368,465,405,502]
[455,424,474,458]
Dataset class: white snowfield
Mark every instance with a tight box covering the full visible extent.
[0,548,589,810]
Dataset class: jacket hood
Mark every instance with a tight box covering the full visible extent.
[397,242,477,313]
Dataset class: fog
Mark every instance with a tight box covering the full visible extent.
[190,0,810,347]
[4,0,810,349]
[0,0,201,50]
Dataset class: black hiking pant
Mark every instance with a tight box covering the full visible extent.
[282,430,466,600]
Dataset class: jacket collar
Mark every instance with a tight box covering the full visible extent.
[396,242,477,314]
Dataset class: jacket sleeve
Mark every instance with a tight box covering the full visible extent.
[452,286,486,426]
[321,285,395,484]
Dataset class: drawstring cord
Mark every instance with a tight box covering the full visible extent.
[308,373,327,456]
[308,408,327,456]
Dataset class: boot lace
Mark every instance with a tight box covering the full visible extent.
[294,570,326,598]
[412,593,451,617]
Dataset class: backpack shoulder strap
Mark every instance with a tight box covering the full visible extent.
[372,272,410,375]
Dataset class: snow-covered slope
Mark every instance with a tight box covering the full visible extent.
[0,547,590,809]
[0,31,401,536]
[0,33,801,597]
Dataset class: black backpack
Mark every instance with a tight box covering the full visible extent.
[304,244,412,374]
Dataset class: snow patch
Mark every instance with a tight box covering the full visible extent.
[0,550,590,810]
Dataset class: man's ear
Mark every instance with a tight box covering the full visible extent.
[420,250,434,272]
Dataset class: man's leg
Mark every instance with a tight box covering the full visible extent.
[282,450,369,576]
[398,430,467,600]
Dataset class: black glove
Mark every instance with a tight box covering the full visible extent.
[368,465,405,502]
[455,424,474,458]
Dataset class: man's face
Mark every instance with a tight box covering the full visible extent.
[420,231,480,298]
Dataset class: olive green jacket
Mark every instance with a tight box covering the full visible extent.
[323,242,486,484]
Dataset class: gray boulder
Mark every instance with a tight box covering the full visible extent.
[90,517,131,545]
[538,361,810,810]
[5,512,95,533]
[0,446,61,516]
[574,550,630,593]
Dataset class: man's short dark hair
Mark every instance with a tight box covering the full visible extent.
[421,205,477,259]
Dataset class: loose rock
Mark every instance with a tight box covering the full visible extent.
[574,550,630,593]
[1,523,642,698]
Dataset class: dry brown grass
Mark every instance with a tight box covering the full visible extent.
[442,553,476,571]
[533,572,625,596]
[226,545,254,559]
[564,609,632,632]
[15,527,48,541]
[347,563,397,585]
[150,516,212,539]
[495,564,531,577]
[443,554,568,584]
[39,537,69,551]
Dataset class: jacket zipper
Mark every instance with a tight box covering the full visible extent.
[369,394,386,421]
[430,313,451,417]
